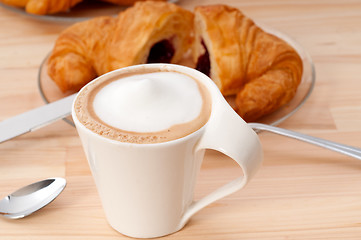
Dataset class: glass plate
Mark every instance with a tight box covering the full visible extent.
[0,0,178,22]
[38,24,315,127]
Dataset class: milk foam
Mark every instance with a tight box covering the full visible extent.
[92,72,203,133]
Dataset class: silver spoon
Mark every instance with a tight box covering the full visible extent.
[249,123,361,160]
[0,178,66,219]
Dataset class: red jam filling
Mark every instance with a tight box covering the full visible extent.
[147,40,175,63]
[196,40,210,77]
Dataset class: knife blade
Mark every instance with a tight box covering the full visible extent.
[0,93,76,143]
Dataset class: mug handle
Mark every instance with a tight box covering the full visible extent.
[179,100,263,227]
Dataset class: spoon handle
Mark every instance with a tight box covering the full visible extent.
[249,123,361,160]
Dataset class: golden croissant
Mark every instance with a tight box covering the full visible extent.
[0,0,166,15]
[193,5,303,122]
[47,1,194,92]
[47,2,303,122]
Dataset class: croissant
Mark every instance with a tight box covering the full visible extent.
[1,0,82,14]
[0,0,166,15]
[105,1,193,72]
[47,1,194,92]
[193,5,303,122]
[47,16,116,92]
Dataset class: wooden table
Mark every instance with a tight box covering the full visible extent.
[1,0,361,239]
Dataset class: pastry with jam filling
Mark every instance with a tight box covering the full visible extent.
[106,1,193,72]
[48,1,193,92]
[193,5,303,122]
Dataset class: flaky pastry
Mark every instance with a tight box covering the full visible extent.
[47,2,303,122]
[47,16,116,92]
[1,0,82,14]
[47,1,193,92]
[0,0,166,15]
[193,5,303,122]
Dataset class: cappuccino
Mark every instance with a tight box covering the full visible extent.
[74,68,211,144]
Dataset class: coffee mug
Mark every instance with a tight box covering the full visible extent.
[72,64,263,238]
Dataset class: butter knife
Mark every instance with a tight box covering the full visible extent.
[0,94,76,143]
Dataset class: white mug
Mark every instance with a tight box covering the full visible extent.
[72,64,263,238]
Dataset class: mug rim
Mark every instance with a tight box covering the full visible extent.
[72,63,220,147]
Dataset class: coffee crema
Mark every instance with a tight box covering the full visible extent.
[74,68,212,144]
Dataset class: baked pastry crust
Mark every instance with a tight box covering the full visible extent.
[0,0,166,15]
[47,1,194,92]
[47,2,303,122]
[47,16,116,92]
[106,1,193,72]
[1,0,83,14]
[193,5,303,121]
[193,5,247,96]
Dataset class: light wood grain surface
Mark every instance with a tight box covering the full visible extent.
[1,0,361,239]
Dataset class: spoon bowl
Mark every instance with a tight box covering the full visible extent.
[0,178,66,219]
